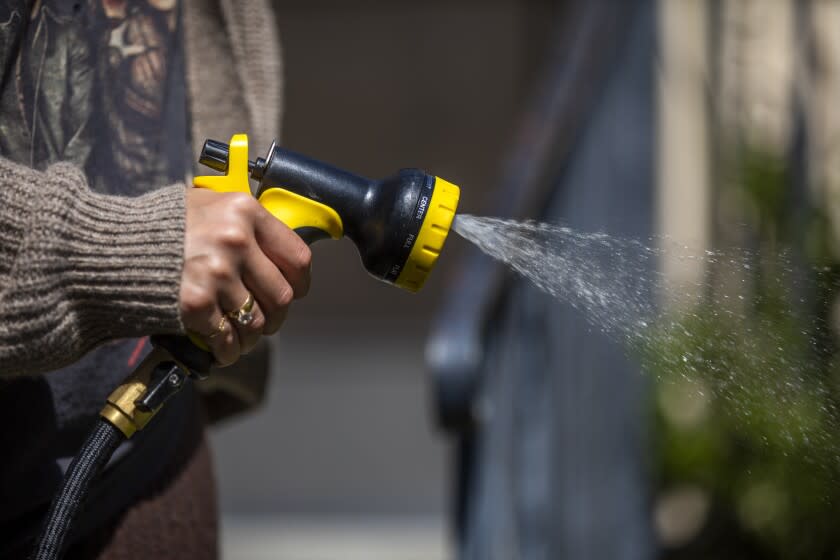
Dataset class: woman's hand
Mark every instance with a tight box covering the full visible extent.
[180,188,312,365]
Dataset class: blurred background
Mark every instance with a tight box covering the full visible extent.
[211,0,840,558]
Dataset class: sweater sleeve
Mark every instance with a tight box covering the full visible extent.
[0,157,186,376]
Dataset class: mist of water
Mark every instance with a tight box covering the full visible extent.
[452,214,840,472]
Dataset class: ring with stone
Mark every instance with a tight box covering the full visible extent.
[228,293,256,326]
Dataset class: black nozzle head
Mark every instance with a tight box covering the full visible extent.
[199,139,230,172]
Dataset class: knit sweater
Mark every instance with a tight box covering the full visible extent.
[0,0,282,377]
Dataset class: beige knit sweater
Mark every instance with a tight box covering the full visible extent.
[0,0,281,376]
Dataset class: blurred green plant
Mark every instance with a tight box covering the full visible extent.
[642,145,840,559]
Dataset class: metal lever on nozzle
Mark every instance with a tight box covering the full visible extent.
[135,362,187,413]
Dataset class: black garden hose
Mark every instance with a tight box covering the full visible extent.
[30,337,211,559]
[32,418,125,560]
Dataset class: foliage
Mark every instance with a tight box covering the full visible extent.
[645,146,840,559]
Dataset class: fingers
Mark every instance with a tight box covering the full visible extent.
[204,311,240,366]
[181,190,314,366]
[179,276,241,366]
[252,207,312,298]
[241,245,293,335]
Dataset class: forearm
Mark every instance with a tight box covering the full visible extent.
[0,158,186,376]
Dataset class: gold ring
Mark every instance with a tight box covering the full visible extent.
[207,315,228,338]
[227,293,256,326]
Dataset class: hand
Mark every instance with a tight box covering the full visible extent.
[179,188,311,365]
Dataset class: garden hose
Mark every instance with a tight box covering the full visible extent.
[32,420,123,560]
[32,134,460,559]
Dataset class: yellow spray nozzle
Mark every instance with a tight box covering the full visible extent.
[194,133,461,292]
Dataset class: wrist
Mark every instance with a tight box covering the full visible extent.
[54,165,187,337]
